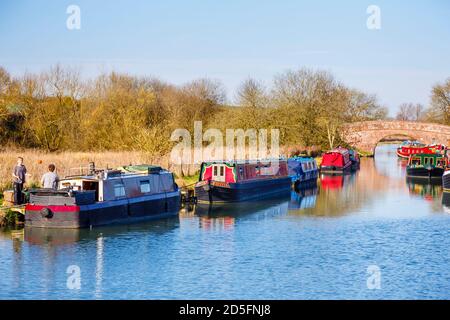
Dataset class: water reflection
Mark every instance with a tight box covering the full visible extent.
[192,195,291,230]
[23,217,180,246]
[406,177,443,200]
[289,181,318,210]
[442,193,450,214]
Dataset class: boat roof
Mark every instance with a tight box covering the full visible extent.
[201,158,286,165]
[288,156,315,162]
[62,164,169,181]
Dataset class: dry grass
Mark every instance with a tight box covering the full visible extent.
[0,145,319,192]
[0,149,177,192]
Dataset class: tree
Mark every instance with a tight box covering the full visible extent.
[426,78,450,125]
[236,78,268,109]
[396,103,424,121]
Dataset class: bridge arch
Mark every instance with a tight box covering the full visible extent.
[341,121,450,155]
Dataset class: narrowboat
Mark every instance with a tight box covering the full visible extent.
[348,149,360,171]
[25,164,180,228]
[396,141,446,159]
[406,153,448,180]
[443,168,450,193]
[287,156,319,187]
[443,192,450,214]
[194,159,292,204]
[320,147,352,174]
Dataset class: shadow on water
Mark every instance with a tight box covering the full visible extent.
[22,216,180,246]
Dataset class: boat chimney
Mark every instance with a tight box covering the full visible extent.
[89,162,96,174]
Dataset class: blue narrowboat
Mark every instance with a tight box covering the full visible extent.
[287,156,319,187]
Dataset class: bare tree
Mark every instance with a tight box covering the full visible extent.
[396,103,424,121]
[236,78,268,108]
[427,78,450,125]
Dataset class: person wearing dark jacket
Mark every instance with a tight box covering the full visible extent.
[12,157,27,205]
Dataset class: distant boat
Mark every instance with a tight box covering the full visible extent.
[25,164,180,228]
[406,153,448,180]
[194,159,292,204]
[396,141,446,159]
[287,156,319,187]
[320,147,353,174]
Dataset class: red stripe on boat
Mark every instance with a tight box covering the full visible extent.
[25,204,80,212]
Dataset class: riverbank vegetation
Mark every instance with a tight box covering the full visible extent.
[1,65,388,153]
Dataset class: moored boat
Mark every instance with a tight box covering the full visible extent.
[194,159,292,204]
[348,149,360,171]
[396,141,446,159]
[406,153,448,180]
[25,164,180,228]
[320,147,352,174]
[287,156,319,187]
[443,168,450,193]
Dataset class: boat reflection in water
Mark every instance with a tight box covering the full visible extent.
[23,217,180,246]
[289,180,318,210]
[406,177,443,201]
[192,194,290,230]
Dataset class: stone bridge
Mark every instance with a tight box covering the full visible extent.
[341,120,450,154]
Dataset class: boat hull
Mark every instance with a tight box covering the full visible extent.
[406,167,445,180]
[443,170,450,193]
[195,177,292,204]
[292,171,319,187]
[25,191,180,228]
[320,163,352,174]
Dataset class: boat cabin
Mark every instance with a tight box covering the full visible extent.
[198,159,288,183]
[30,164,177,205]
[321,147,351,169]
[408,153,448,168]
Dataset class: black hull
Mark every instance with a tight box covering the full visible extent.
[406,167,444,180]
[443,171,450,193]
[320,163,352,174]
[195,177,292,204]
[25,192,180,229]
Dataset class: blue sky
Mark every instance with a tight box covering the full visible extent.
[0,0,449,115]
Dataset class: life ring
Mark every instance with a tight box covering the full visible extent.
[40,208,53,219]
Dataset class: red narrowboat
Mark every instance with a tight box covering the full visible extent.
[396,141,446,159]
[320,147,352,174]
[194,159,292,203]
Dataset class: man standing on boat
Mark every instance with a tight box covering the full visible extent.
[12,157,27,205]
[41,164,59,190]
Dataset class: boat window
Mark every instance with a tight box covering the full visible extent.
[114,183,126,198]
[411,158,421,165]
[213,166,218,176]
[220,166,224,176]
[140,180,151,193]
[424,157,434,165]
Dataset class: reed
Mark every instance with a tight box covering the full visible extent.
[0,146,322,192]
[0,149,172,191]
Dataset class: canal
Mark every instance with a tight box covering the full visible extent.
[1,144,449,299]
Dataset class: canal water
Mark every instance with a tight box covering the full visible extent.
[1,144,449,299]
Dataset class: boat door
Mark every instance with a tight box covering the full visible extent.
[212,164,226,182]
